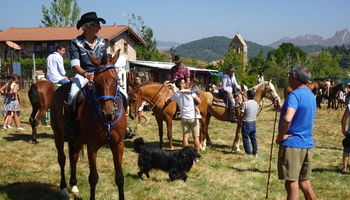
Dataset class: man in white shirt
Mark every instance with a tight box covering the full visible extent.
[46,44,70,84]
[169,78,201,152]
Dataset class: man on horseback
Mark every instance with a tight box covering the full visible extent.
[166,54,191,91]
[219,65,241,123]
[64,12,107,142]
[46,44,70,85]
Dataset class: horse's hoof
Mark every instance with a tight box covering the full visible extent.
[71,185,79,194]
[30,139,39,144]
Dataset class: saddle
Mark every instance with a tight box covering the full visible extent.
[212,90,229,108]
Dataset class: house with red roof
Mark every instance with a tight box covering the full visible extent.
[0,25,146,60]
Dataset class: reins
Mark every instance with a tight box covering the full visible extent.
[256,82,280,116]
[150,84,168,110]
[85,65,123,141]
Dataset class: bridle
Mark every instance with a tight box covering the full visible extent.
[130,84,168,117]
[264,82,280,101]
[85,65,123,141]
[257,82,280,115]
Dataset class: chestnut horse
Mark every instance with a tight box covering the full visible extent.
[28,80,56,144]
[327,83,345,109]
[203,81,280,151]
[50,51,126,200]
[306,81,329,108]
[128,82,208,149]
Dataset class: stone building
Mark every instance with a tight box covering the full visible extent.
[229,33,248,63]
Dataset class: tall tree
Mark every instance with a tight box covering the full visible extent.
[127,13,159,61]
[308,51,343,78]
[41,0,81,27]
[267,43,307,70]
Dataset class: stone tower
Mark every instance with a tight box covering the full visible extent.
[229,33,248,63]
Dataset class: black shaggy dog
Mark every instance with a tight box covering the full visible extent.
[133,137,201,182]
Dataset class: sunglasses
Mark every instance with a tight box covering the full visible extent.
[89,22,100,27]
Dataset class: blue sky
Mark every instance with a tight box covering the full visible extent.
[1,0,349,46]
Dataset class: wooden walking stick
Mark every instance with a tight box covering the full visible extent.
[266,110,278,199]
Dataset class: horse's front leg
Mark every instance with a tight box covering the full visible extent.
[110,139,125,200]
[165,116,173,149]
[68,142,83,195]
[87,145,99,200]
[232,120,242,152]
[156,117,164,149]
[199,116,208,150]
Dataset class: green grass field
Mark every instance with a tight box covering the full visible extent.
[0,91,349,200]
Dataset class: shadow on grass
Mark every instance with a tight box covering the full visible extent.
[315,146,342,151]
[125,172,174,183]
[313,167,342,174]
[123,137,184,149]
[230,167,271,173]
[0,182,81,200]
[2,133,53,143]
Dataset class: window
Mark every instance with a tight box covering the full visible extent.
[34,42,56,58]
[48,44,55,52]
[124,42,128,54]
[35,44,42,52]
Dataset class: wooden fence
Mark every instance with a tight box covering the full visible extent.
[0,79,33,92]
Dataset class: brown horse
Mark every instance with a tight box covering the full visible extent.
[306,81,329,108]
[128,81,208,149]
[28,80,56,144]
[203,80,280,151]
[50,50,126,200]
[327,83,345,109]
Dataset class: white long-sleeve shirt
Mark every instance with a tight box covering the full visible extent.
[221,74,241,93]
[46,52,66,83]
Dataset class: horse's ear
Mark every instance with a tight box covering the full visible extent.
[269,80,272,83]
[87,54,100,66]
[111,49,121,65]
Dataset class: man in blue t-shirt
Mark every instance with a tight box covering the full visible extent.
[274,64,317,200]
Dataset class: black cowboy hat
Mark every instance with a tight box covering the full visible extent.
[76,12,106,30]
[172,54,183,63]
[226,64,237,72]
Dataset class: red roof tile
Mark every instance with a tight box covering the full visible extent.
[0,25,146,44]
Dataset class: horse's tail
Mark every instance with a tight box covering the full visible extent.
[133,137,145,153]
[28,83,40,106]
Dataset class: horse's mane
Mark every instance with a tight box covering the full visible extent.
[135,81,162,90]
[250,81,268,91]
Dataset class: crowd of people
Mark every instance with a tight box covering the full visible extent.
[2,10,350,200]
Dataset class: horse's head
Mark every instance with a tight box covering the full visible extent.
[318,82,330,95]
[88,49,121,121]
[254,80,279,102]
[128,85,143,120]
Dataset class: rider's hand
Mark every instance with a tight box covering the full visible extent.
[85,73,94,82]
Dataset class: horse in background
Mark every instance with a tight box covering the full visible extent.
[128,81,208,149]
[203,81,280,151]
[306,81,330,108]
[28,80,56,144]
[326,83,345,109]
[50,50,126,200]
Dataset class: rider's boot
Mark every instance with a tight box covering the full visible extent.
[229,106,238,123]
[63,103,75,142]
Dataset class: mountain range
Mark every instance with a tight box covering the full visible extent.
[156,28,350,62]
[268,28,350,48]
